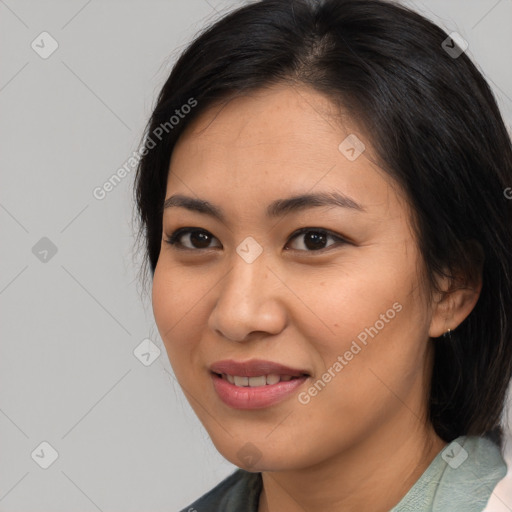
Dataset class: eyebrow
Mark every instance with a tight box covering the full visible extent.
[163,191,364,222]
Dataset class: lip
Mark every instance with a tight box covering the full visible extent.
[210,359,310,410]
[210,359,309,378]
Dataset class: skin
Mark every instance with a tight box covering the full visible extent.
[152,83,481,512]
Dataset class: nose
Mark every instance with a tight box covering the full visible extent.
[207,251,288,343]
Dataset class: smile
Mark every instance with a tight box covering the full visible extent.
[211,371,309,409]
[218,373,298,386]
[209,359,311,409]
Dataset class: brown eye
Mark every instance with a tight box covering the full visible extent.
[165,228,221,250]
[286,228,347,252]
[165,227,348,253]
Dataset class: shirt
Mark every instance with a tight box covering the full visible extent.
[179,435,507,512]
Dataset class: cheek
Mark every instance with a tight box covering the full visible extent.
[152,260,215,376]
[302,261,407,348]
[152,262,195,358]
[152,263,174,335]
[306,261,428,396]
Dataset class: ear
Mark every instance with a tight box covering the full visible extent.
[428,241,484,338]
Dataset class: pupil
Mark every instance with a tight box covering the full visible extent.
[187,231,327,250]
[191,231,211,248]
[305,232,326,250]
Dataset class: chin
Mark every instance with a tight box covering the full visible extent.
[223,442,306,473]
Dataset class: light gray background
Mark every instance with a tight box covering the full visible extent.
[1,0,511,511]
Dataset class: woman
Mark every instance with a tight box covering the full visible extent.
[133,0,512,510]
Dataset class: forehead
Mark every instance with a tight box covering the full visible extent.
[174,85,346,160]
[166,84,408,226]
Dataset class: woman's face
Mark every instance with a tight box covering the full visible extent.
[152,83,443,471]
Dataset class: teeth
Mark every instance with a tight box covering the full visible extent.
[266,374,280,385]
[233,376,249,386]
[223,373,299,387]
[248,375,267,387]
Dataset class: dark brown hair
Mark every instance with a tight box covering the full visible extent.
[133,0,512,445]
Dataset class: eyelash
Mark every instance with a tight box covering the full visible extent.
[164,227,349,253]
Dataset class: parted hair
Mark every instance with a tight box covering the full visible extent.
[134,0,512,445]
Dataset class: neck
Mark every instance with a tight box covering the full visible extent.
[258,420,447,512]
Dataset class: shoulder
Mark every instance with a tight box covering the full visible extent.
[178,469,262,512]
[392,434,507,512]
[432,435,507,510]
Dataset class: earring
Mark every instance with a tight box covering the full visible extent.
[443,328,452,340]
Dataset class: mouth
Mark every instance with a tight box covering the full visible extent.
[209,359,311,409]
[209,358,310,379]
[211,372,308,387]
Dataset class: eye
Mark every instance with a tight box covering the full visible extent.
[164,227,348,252]
[164,228,221,250]
[286,228,347,252]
